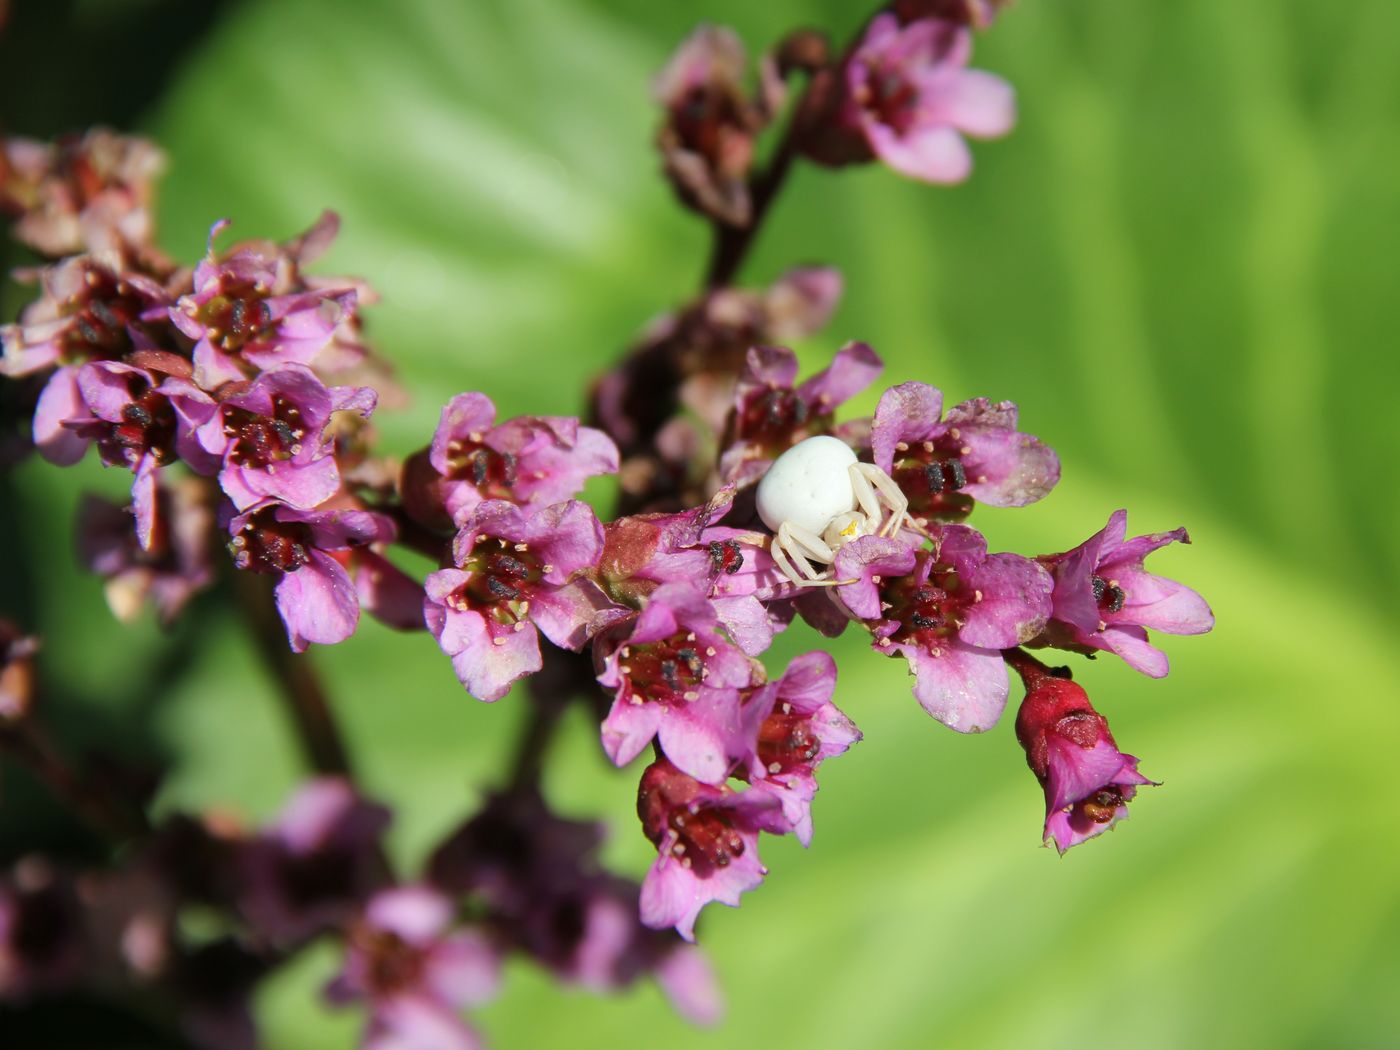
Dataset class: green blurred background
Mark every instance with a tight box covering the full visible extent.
[3,0,1398,1046]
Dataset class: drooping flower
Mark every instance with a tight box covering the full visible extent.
[425,499,612,702]
[1012,665,1155,853]
[227,501,395,652]
[636,757,791,941]
[415,392,619,527]
[171,220,356,389]
[596,581,756,784]
[719,342,882,484]
[808,14,1015,184]
[239,778,391,944]
[1034,509,1214,677]
[871,381,1060,522]
[77,478,214,626]
[737,651,860,846]
[653,25,777,227]
[326,885,500,1050]
[836,525,1052,732]
[196,363,375,511]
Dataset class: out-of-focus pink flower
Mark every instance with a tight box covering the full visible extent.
[240,778,391,944]
[0,129,166,257]
[654,25,777,227]
[0,622,38,721]
[1035,509,1214,677]
[636,758,791,942]
[811,14,1015,184]
[836,525,1052,732]
[426,500,612,701]
[1013,670,1155,853]
[327,885,499,1050]
[872,382,1060,522]
[77,478,214,627]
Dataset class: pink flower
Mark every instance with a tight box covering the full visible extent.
[420,392,618,526]
[636,758,791,941]
[840,14,1015,184]
[195,364,375,512]
[425,500,611,701]
[1035,509,1214,677]
[1013,670,1155,853]
[836,525,1052,732]
[227,501,395,652]
[239,778,391,944]
[737,652,860,846]
[171,221,356,389]
[653,25,777,227]
[719,342,882,484]
[596,582,755,784]
[326,886,499,1050]
[871,381,1060,522]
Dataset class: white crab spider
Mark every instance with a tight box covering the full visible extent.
[756,435,910,587]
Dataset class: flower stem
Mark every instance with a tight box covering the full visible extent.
[1002,646,1073,693]
[233,571,354,778]
[0,719,148,842]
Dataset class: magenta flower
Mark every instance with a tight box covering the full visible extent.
[77,479,214,627]
[719,341,882,484]
[596,581,756,784]
[227,501,395,652]
[196,364,375,511]
[839,14,1015,184]
[654,25,775,227]
[738,652,860,846]
[240,778,391,944]
[423,392,618,526]
[836,525,1052,732]
[425,499,610,702]
[1035,509,1215,677]
[171,221,355,389]
[326,885,499,1050]
[872,381,1060,522]
[60,360,215,548]
[1014,673,1155,853]
[636,757,791,941]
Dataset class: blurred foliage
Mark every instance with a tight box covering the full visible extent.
[3,0,1399,1047]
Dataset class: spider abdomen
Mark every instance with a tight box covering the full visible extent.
[756,435,859,534]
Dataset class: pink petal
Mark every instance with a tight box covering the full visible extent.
[275,551,360,653]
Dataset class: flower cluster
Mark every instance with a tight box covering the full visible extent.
[0,2,1215,1045]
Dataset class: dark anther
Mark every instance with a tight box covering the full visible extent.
[494,555,531,579]
[122,403,152,426]
[925,462,945,493]
[486,576,521,601]
[708,539,744,575]
[947,459,966,490]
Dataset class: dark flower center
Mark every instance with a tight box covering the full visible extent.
[757,705,820,775]
[92,377,177,468]
[451,536,544,624]
[618,629,709,705]
[228,507,314,575]
[1091,574,1126,615]
[11,884,79,968]
[441,437,517,500]
[663,806,745,880]
[225,395,309,468]
[887,561,969,645]
[1067,787,1128,832]
[672,84,747,170]
[861,66,921,134]
[195,277,272,352]
[59,269,152,364]
[360,928,428,997]
[708,538,744,576]
[891,438,974,522]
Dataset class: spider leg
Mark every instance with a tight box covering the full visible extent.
[848,464,883,532]
[855,462,910,538]
[773,523,851,588]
